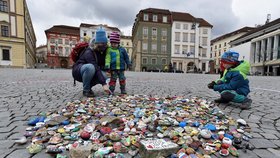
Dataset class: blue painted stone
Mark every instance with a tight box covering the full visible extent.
[61,120,70,125]
[170,153,177,158]
[192,121,200,127]
[204,123,216,131]
[179,122,187,128]
[28,116,45,126]
[211,134,219,140]
[224,133,234,140]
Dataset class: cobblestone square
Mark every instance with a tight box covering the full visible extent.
[1,68,280,158]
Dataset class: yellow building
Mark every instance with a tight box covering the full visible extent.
[120,35,132,60]
[0,0,36,68]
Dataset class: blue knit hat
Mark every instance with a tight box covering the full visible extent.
[221,51,239,63]
[95,28,108,43]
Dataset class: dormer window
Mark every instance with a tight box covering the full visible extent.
[144,14,149,21]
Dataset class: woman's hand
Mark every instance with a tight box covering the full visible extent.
[102,85,111,94]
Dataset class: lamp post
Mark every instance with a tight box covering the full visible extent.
[191,20,198,72]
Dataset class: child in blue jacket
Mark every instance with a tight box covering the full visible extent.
[105,32,131,94]
[208,51,252,109]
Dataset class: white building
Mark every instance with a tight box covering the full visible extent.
[79,23,120,42]
[211,27,253,73]
[171,12,212,73]
[230,18,280,76]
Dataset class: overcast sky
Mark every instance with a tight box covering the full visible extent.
[26,0,280,46]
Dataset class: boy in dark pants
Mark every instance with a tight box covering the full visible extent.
[208,51,252,109]
[105,32,131,94]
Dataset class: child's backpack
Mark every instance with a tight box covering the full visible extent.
[70,42,89,62]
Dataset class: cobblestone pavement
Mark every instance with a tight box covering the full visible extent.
[0,68,280,158]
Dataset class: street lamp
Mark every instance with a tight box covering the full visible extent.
[191,20,197,72]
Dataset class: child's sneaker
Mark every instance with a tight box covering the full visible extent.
[121,89,127,94]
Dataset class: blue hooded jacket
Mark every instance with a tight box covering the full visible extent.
[214,60,250,96]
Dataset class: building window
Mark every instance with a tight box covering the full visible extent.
[182,45,188,54]
[183,33,188,42]
[142,43,148,50]
[183,24,188,30]
[175,23,180,29]
[202,49,207,57]
[190,46,195,54]
[1,25,9,37]
[203,29,208,34]
[162,29,167,36]
[224,42,227,47]
[126,42,129,46]
[190,33,195,43]
[0,0,8,12]
[2,49,10,60]
[152,44,157,51]
[50,38,55,44]
[215,45,217,49]
[219,44,221,48]
[51,47,55,54]
[65,47,69,55]
[161,44,167,53]
[58,39,63,44]
[174,45,180,54]
[175,32,180,42]
[143,27,148,35]
[219,50,221,56]
[162,58,167,65]
[202,37,208,46]
[92,32,95,37]
[142,58,147,64]
[65,39,69,45]
[163,16,167,23]
[144,14,149,21]
[59,47,63,55]
[210,53,212,58]
[72,40,77,45]
[151,58,157,65]
[153,15,158,22]
[152,28,157,36]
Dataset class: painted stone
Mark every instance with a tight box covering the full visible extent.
[219,148,229,156]
[139,139,180,158]
[80,131,91,140]
[109,132,121,141]
[236,119,247,126]
[200,129,212,139]
[27,144,43,154]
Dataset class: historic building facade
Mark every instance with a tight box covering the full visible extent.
[45,25,80,68]
[0,0,36,68]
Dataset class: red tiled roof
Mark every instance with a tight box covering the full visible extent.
[171,11,195,22]
[196,18,213,28]
[141,8,171,14]
[211,26,254,43]
[45,25,79,36]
